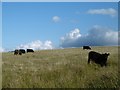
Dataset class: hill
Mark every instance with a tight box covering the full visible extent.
[2,46,119,88]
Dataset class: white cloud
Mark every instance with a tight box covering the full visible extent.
[52,16,60,22]
[61,28,81,40]
[87,8,117,17]
[60,26,118,48]
[17,40,54,50]
[0,47,5,52]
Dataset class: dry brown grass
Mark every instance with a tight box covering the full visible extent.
[2,46,119,88]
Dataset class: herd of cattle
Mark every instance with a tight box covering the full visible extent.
[14,49,34,55]
[13,46,110,67]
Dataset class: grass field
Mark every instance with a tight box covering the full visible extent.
[2,46,119,88]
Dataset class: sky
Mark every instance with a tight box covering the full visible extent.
[1,0,120,2]
[0,2,2,52]
[2,2,119,51]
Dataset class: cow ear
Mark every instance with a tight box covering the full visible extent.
[103,53,107,55]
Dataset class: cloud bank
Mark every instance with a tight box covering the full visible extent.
[60,26,118,48]
[87,8,117,17]
[17,40,54,50]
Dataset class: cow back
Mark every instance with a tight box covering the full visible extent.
[89,51,101,61]
[83,46,91,50]
[19,49,26,54]
[27,49,34,53]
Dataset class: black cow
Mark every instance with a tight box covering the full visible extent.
[19,49,26,54]
[88,51,110,67]
[18,50,22,55]
[83,46,91,50]
[27,49,34,53]
[14,49,19,55]
[14,49,22,55]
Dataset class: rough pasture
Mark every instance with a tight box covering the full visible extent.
[2,46,119,88]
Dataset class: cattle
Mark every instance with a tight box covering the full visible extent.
[14,49,19,55]
[27,49,34,53]
[19,50,22,55]
[88,51,110,67]
[19,49,26,54]
[83,46,91,50]
[14,49,22,55]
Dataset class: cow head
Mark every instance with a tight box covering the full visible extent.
[101,53,110,66]
[102,53,110,58]
[102,53,110,61]
[104,53,110,56]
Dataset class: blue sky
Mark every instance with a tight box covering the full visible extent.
[2,2,118,51]
[0,2,2,48]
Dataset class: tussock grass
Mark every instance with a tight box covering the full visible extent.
[2,46,119,88]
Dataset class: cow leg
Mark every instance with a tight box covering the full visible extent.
[104,63,107,66]
[88,58,90,64]
[100,63,105,67]
[101,62,107,67]
[100,64,103,67]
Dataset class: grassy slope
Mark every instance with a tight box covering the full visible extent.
[2,46,119,88]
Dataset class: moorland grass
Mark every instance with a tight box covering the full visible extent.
[2,46,119,88]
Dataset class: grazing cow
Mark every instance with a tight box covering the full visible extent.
[19,49,26,54]
[19,50,22,55]
[83,46,91,50]
[27,49,34,53]
[14,49,22,55]
[88,51,110,67]
[14,49,19,55]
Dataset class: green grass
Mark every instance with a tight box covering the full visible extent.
[2,46,119,88]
